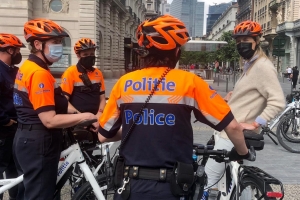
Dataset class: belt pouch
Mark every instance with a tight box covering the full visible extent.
[170,162,195,197]
[113,155,125,188]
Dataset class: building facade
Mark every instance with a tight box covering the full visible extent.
[276,0,300,70]
[252,0,279,69]
[170,0,204,37]
[0,0,147,78]
[160,0,170,15]
[236,0,252,23]
[206,2,232,35]
[208,3,238,40]
[145,0,161,18]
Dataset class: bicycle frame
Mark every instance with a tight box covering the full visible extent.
[0,142,109,200]
[71,142,115,187]
[93,142,115,176]
[213,132,284,200]
[269,102,295,130]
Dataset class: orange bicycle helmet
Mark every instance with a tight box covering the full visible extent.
[136,15,189,51]
[74,38,98,54]
[232,20,262,39]
[24,18,69,42]
[0,33,25,48]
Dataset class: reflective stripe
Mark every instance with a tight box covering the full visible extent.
[116,95,220,125]
[74,80,100,87]
[54,82,59,88]
[103,110,120,131]
[116,95,197,107]
[14,83,28,93]
[74,82,85,86]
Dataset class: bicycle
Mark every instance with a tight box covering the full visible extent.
[273,91,300,153]
[0,119,114,200]
[259,101,296,145]
[66,140,115,197]
[197,130,284,200]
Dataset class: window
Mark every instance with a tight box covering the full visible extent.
[147,4,151,10]
[50,0,62,12]
[99,2,103,16]
[166,8,169,12]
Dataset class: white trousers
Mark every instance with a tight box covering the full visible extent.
[205,137,234,188]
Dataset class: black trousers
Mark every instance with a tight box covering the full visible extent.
[292,79,297,89]
[114,179,180,200]
[13,128,62,200]
[0,135,18,200]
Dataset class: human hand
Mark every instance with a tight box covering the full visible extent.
[82,113,99,132]
[240,122,257,130]
[224,91,233,102]
[228,146,256,161]
[4,119,17,126]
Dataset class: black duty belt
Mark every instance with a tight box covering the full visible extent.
[18,123,47,130]
[125,166,173,182]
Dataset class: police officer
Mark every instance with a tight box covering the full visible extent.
[13,19,99,200]
[97,15,254,200]
[60,38,106,185]
[0,33,25,200]
[60,38,106,118]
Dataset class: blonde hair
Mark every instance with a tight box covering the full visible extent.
[239,36,269,74]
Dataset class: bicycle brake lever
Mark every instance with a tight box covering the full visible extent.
[247,146,256,161]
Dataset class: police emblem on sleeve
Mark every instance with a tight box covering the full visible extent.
[39,83,45,89]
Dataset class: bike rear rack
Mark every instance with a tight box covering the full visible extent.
[238,166,284,200]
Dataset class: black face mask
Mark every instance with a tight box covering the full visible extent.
[11,52,22,65]
[237,42,256,60]
[80,56,96,71]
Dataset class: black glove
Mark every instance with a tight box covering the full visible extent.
[228,146,256,161]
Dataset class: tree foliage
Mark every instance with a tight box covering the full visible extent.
[179,31,240,65]
[216,31,240,62]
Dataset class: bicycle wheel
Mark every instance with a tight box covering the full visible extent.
[230,177,275,200]
[276,115,300,153]
[280,115,300,142]
[71,174,115,200]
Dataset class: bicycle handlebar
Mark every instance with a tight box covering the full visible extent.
[193,144,256,162]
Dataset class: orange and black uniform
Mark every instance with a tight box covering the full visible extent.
[99,67,233,200]
[0,60,19,199]
[60,64,105,114]
[13,54,68,200]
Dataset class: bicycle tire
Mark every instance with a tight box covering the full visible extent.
[276,116,300,153]
[229,176,275,200]
[279,115,300,143]
[72,174,115,200]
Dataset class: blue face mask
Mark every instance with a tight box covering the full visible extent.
[45,44,63,63]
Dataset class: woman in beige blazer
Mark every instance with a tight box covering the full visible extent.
[202,20,286,199]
